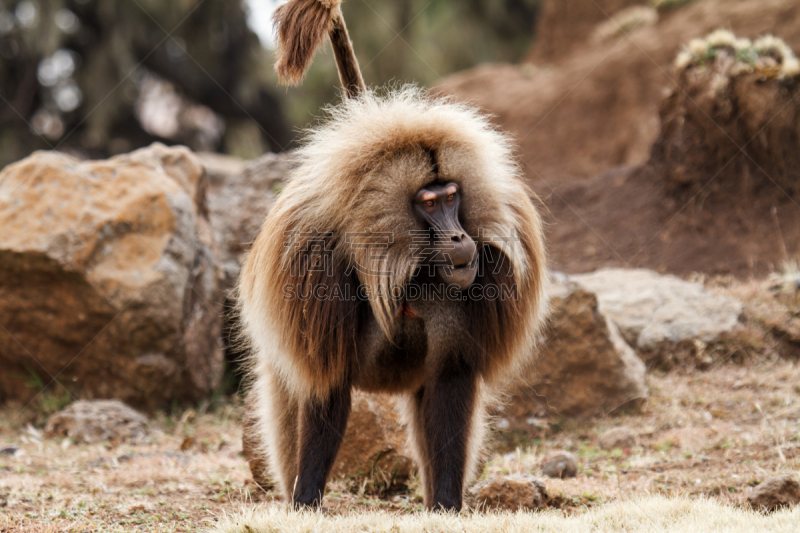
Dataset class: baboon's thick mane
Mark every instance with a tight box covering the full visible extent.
[239,87,547,397]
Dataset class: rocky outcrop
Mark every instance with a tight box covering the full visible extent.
[653,31,800,198]
[572,268,743,367]
[243,391,414,488]
[466,474,548,511]
[45,400,148,444]
[0,144,223,407]
[200,151,294,293]
[747,475,800,511]
[497,275,648,421]
[440,4,800,278]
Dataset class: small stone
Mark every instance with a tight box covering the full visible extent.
[45,400,148,444]
[598,426,637,450]
[0,447,18,456]
[747,475,800,511]
[542,451,578,479]
[466,474,547,511]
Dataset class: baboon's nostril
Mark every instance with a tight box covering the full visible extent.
[451,234,463,243]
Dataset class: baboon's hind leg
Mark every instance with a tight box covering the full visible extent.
[253,369,300,500]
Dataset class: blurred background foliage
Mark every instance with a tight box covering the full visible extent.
[0,0,540,168]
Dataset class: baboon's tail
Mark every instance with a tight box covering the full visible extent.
[273,0,365,99]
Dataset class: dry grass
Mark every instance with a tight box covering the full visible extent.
[215,496,799,533]
[1,278,799,531]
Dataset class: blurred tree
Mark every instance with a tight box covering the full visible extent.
[0,0,540,168]
[0,0,290,169]
[280,0,541,128]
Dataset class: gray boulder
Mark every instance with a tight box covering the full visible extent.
[572,268,742,362]
[200,151,294,293]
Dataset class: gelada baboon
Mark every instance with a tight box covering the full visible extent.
[238,0,547,511]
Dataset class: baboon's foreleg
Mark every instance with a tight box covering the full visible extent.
[414,359,479,512]
[292,385,352,509]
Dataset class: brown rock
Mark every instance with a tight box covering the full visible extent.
[331,392,414,481]
[498,275,647,421]
[0,144,223,408]
[747,475,800,512]
[45,400,148,444]
[542,451,578,479]
[466,474,547,511]
[242,390,414,487]
[598,426,637,450]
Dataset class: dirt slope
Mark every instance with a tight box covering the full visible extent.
[438,0,800,186]
[438,0,800,277]
[530,0,645,64]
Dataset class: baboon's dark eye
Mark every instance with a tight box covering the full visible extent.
[424,199,435,208]
[446,194,455,202]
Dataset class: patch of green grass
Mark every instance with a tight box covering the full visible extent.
[577,442,601,461]
[652,0,696,10]
[736,47,759,65]
[654,440,674,452]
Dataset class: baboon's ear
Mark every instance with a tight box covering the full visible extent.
[273,0,342,85]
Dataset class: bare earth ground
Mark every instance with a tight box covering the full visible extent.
[1,280,798,532]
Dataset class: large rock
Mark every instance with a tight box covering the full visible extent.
[45,400,148,444]
[200,151,294,293]
[331,392,414,481]
[572,268,743,366]
[747,475,800,511]
[243,391,414,488]
[498,275,648,421]
[466,474,547,511]
[0,144,223,407]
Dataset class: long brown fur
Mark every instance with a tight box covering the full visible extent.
[273,0,365,97]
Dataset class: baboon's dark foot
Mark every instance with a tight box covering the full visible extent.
[291,491,323,511]
[428,495,462,513]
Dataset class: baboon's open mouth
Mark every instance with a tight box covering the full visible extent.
[438,255,478,291]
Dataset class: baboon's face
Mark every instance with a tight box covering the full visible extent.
[412,181,478,291]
